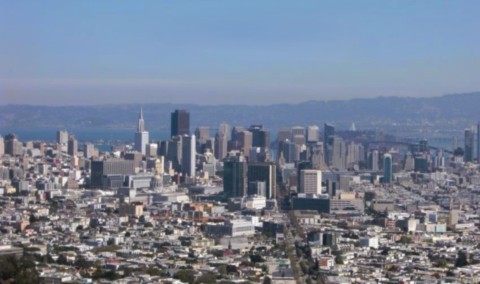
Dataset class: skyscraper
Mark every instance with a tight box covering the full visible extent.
[477,123,480,162]
[218,123,231,141]
[84,143,95,158]
[324,123,335,166]
[247,162,276,199]
[195,127,210,144]
[306,125,320,143]
[68,134,78,157]
[259,130,270,148]
[465,128,474,163]
[90,159,135,188]
[237,130,253,157]
[4,134,22,156]
[383,153,392,184]
[0,136,4,156]
[223,153,247,197]
[171,109,190,137]
[181,135,196,178]
[368,150,379,171]
[56,130,68,145]
[214,132,228,160]
[134,108,149,155]
[300,169,322,195]
[291,126,305,137]
[166,136,182,172]
[331,136,346,170]
[249,125,263,147]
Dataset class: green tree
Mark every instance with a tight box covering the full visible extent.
[249,254,265,263]
[57,254,68,265]
[174,269,195,284]
[0,255,39,283]
[335,254,344,265]
[195,273,217,284]
[29,214,38,223]
[218,265,227,276]
[455,251,469,267]
[436,257,448,268]
[399,235,412,244]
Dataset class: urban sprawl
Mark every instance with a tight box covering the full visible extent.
[1,109,480,284]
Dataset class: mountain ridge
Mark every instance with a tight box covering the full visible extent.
[1,92,479,131]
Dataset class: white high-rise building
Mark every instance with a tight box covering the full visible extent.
[134,108,149,155]
[0,136,4,156]
[218,123,231,141]
[306,125,319,143]
[84,143,95,158]
[182,135,196,178]
[214,132,228,160]
[300,169,322,195]
[56,130,68,145]
[146,143,158,157]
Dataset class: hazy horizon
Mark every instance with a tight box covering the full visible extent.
[2,1,480,105]
[0,92,468,107]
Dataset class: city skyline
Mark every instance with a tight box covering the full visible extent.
[1,1,480,105]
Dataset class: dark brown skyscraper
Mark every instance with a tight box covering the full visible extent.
[171,109,190,137]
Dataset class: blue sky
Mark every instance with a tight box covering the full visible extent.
[1,1,479,105]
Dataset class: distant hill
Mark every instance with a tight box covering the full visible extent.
[0,92,479,132]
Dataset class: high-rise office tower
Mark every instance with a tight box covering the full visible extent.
[383,153,392,184]
[167,136,182,172]
[68,134,78,157]
[331,136,346,170]
[324,124,335,143]
[300,169,322,195]
[204,137,215,153]
[4,134,22,156]
[181,135,196,178]
[249,125,263,147]
[324,124,335,166]
[465,128,474,163]
[0,136,4,156]
[56,130,68,146]
[134,109,149,155]
[218,123,231,141]
[346,142,364,168]
[368,150,379,171]
[279,140,297,163]
[231,126,244,142]
[419,139,429,153]
[90,159,135,188]
[291,126,305,137]
[171,109,190,137]
[214,132,228,160]
[195,127,210,144]
[306,125,320,143]
[259,130,270,148]
[277,128,292,142]
[297,160,313,189]
[146,143,158,158]
[477,122,480,162]
[237,130,253,157]
[247,162,276,199]
[158,140,168,157]
[223,153,248,197]
[84,143,95,158]
[293,134,306,146]
[309,142,326,170]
